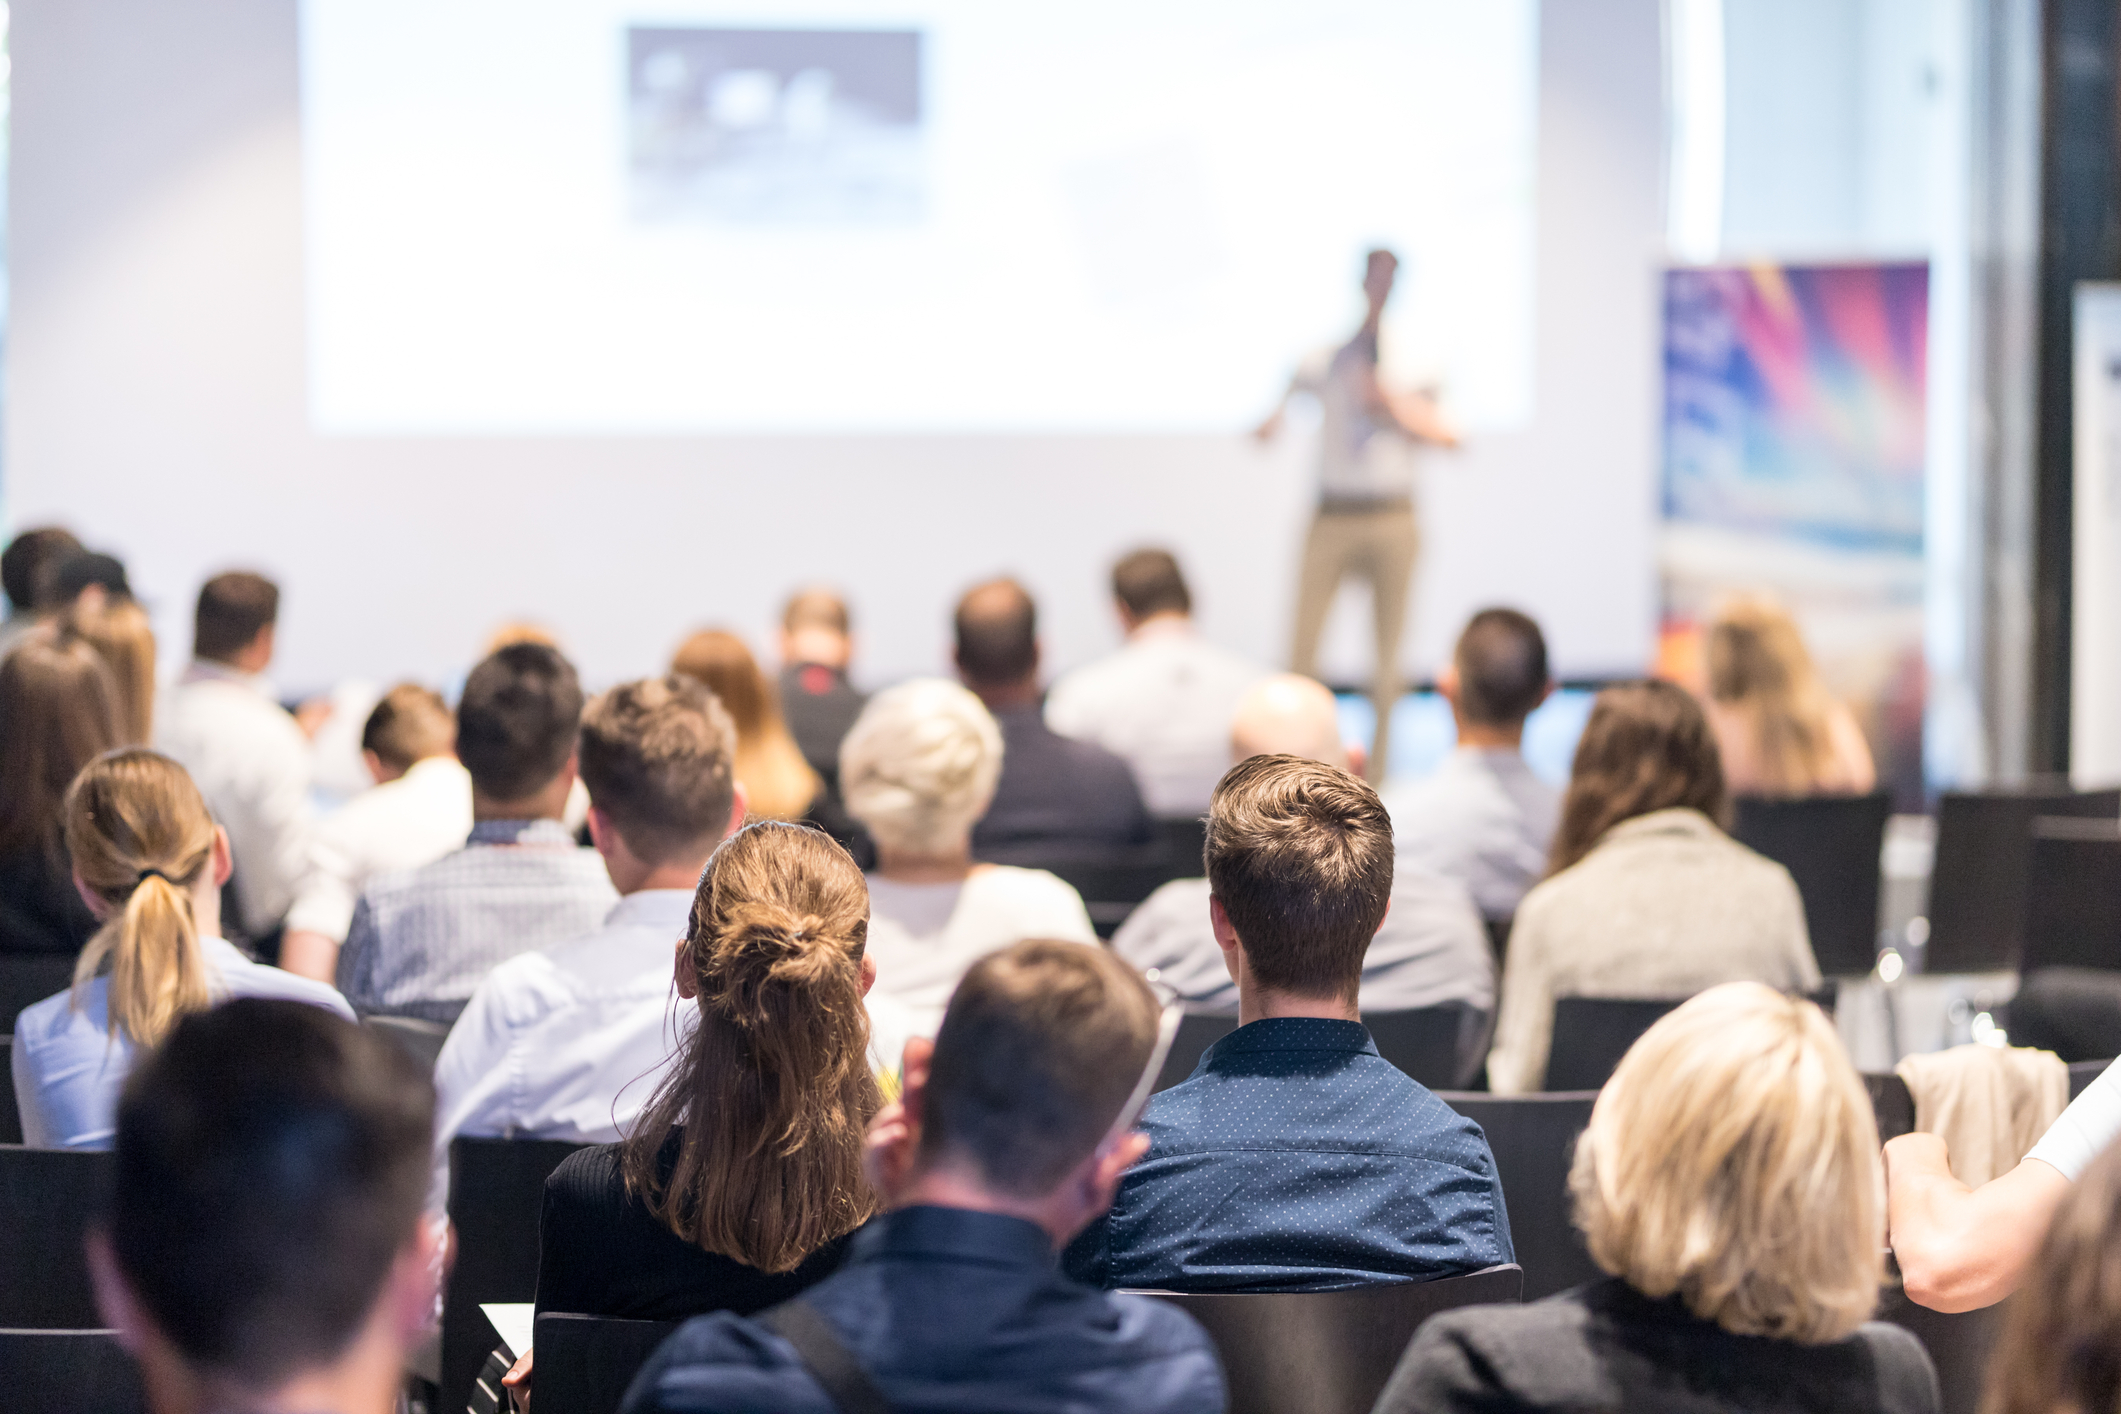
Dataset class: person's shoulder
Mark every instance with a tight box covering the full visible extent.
[974,865,1093,907]
[11,984,90,1050]
[622,1309,836,1414]
[1128,876,1211,921]
[458,946,576,1030]
[547,1140,629,1209]
[1381,1291,1602,1411]
[216,947,356,1017]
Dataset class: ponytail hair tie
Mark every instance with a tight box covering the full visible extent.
[135,867,172,887]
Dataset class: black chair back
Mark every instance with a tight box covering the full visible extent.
[1039,854,1192,939]
[1927,786,2121,973]
[1433,1093,1600,1300]
[1157,816,1208,874]
[2023,819,2121,973]
[1865,1072,1917,1140]
[1154,1013,1239,1092]
[1874,1289,2006,1414]
[442,1137,587,1414]
[1136,1265,1522,1414]
[362,1013,452,1071]
[2072,1058,2113,1098]
[1,1039,19,1147]
[0,1329,147,1413]
[1732,792,1891,976]
[0,1147,111,1327]
[2009,969,2121,1062]
[0,953,76,1034]
[1542,997,1682,1092]
[1366,1005,1477,1090]
[534,1313,685,1414]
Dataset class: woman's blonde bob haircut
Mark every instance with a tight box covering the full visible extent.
[1569,981,1883,1343]
[838,679,1004,857]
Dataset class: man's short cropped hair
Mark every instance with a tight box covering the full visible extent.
[578,674,739,864]
[921,940,1160,1198]
[361,684,456,775]
[455,642,584,802]
[1,527,82,612]
[783,587,851,637]
[105,998,433,1389]
[1112,549,1192,622]
[1455,608,1549,726]
[1204,754,1394,1002]
[953,578,1038,686]
[193,571,280,663]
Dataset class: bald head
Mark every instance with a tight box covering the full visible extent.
[1232,674,1347,768]
[954,578,1039,696]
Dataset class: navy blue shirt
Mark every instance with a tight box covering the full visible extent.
[1064,1018,1514,1292]
[972,703,1154,865]
[621,1205,1226,1414]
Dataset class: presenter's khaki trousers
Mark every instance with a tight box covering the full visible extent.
[1289,501,1419,783]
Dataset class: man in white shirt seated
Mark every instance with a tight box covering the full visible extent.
[427,674,749,1206]
[1113,673,1493,1077]
[1045,548,1266,821]
[280,685,475,982]
[1384,608,1561,926]
[155,570,314,949]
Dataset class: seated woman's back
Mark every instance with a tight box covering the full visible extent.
[0,634,125,956]
[1385,984,1939,1414]
[533,821,883,1321]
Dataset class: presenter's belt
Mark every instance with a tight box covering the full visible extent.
[1317,495,1414,516]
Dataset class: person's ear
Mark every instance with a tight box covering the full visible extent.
[1209,894,1244,985]
[362,749,390,786]
[1437,662,1461,705]
[672,937,698,1000]
[381,1218,448,1347]
[73,869,113,922]
[1115,598,1139,635]
[898,1036,935,1130]
[859,951,877,998]
[1345,742,1369,780]
[586,806,615,860]
[1537,679,1556,711]
[211,826,234,888]
[85,1230,148,1356]
[724,782,749,836]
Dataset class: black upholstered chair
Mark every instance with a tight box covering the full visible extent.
[441,1137,587,1414]
[1732,791,1892,977]
[1927,786,2121,974]
[0,953,76,1034]
[533,1312,686,1414]
[1433,1092,1600,1300]
[1367,1004,1482,1091]
[1153,1013,1239,1092]
[2009,969,2121,1062]
[1,1040,19,1147]
[1039,853,1191,939]
[2022,820,2121,974]
[0,1146,112,1328]
[1542,997,1683,1093]
[361,1013,452,1072]
[0,1328,147,1414]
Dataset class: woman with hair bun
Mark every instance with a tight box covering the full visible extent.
[11,748,355,1149]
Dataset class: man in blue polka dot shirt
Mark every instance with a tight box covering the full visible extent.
[1064,754,1514,1292]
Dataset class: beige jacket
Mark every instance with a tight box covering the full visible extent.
[1486,808,1820,1093]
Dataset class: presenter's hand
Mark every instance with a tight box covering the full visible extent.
[1251,410,1284,443]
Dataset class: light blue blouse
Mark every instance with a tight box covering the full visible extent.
[10,936,356,1149]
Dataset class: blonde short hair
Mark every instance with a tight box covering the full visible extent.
[1569,982,1883,1343]
[839,679,1003,857]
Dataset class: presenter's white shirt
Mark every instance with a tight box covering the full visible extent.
[11,937,356,1149]
[156,662,315,932]
[429,889,918,1210]
[1045,620,1268,818]
[865,867,1098,1036]
[284,756,475,942]
[1292,339,1423,503]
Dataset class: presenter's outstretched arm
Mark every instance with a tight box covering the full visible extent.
[1884,1132,2069,1311]
[1385,386,1462,449]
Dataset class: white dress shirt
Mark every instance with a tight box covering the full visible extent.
[156,661,315,934]
[1045,619,1268,818]
[1290,336,1425,503]
[1386,747,1563,921]
[865,867,1098,1036]
[10,936,355,1149]
[283,756,474,942]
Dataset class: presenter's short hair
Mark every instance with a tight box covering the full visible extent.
[921,940,1160,1197]
[361,684,456,774]
[456,642,583,802]
[1205,754,1393,1002]
[578,674,738,864]
[1569,982,1883,1343]
[193,571,279,663]
[1455,608,1548,726]
[839,678,1003,856]
[1112,549,1192,621]
[105,999,433,1389]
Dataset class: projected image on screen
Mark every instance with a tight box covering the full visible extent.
[628,28,923,224]
[299,0,1536,436]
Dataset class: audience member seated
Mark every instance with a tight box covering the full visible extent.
[279,685,473,983]
[1485,681,1818,1094]
[620,940,1225,1414]
[954,576,1155,864]
[777,587,868,808]
[12,750,354,1149]
[431,675,748,1207]
[42,548,134,617]
[87,999,440,1414]
[672,627,822,822]
[840,678,1096,1035]
[1978,1138,2121,1414]
[1114,674,1492,1064]
[0,525,80,657]
[1387,608,1560,924]
[335,643,615,1024]
[1066,754,1512,1292]
[64,595,156,744]
[530,820,892,1345]
[155,570,315,945]
[1378,983,1938,1414]
[0,634,124,954]
[1704,594,1877,796]
[1045,548,1265,820]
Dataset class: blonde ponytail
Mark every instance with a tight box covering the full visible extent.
[64,750,218,1046]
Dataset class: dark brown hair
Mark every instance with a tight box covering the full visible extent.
[920,939,1160,1197]
[953,578,1038,686]
[455,642,583,802]
[1203,754,1395,1002]
[1455,608,1548,726]
[2,526,81,611]
[193,571,279,663]
[361,684,456,774]
[1983,1138,2121,1414]
[0,633,125,858]
[623,822,880,1273]
[578,675,738,864]
[1112,548,1191,621]
[1548,680,1729,875]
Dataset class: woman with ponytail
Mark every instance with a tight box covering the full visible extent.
[532,820,889,1322]
[10,749,355,1149]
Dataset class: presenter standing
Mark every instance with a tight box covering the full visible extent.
[1255,247,1460,782]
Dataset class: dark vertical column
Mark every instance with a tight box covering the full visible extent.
[2034,0,2121,773]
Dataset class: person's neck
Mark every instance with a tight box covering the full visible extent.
[968,677,1040,713]
[1238,986,1360,1027]
[874,846,977,885]
[145,1330,403,1414]
[1454,722,1525,751]
[617,855,712,896]
[893,1163,1070,1249]
[1126,610,1192,640]
[471,780,571,825]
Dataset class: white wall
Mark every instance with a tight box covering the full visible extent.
[6,0,1663,694]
